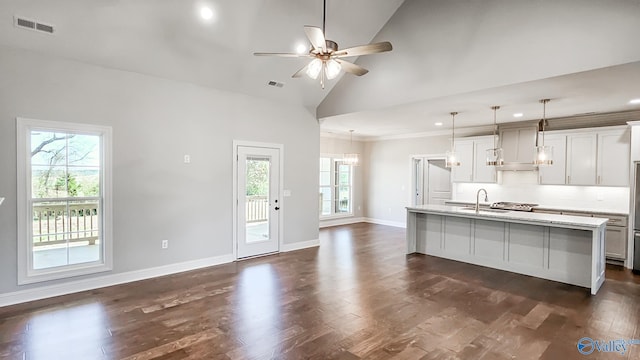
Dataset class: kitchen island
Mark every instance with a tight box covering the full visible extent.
[406,204,608,295]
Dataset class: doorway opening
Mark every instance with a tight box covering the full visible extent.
[412,157,452,206]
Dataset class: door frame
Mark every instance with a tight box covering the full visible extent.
[410,154,448,206]
[232,140,284,260]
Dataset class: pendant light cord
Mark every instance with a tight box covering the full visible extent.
[540,99,549,147]
[450,112,458,150]
[491,106,499,149]
[349,129,353,152]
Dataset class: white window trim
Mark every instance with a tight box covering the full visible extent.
[16,117,113,285]
[319,154,354,219]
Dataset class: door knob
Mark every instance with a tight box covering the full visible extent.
[275,206,280,210]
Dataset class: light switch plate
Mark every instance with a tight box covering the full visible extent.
[283,190,291,197]
[0,197,4,206]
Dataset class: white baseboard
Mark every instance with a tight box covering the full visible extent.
[0,254,235,307]
[281,239,319,252]
[319,217,366,228]
[363,217,407,228]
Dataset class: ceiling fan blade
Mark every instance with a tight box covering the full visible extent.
[336,59,369,76]
[292,63,310,78]
[304,26,326,52]
[334,41,393,57]
[253,52,309,57]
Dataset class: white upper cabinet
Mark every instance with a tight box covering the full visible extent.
[538,134,567,185]
[596,128,630,186]
[451,136,497,183]
[474,137,498,183]
[543,126,630,187]
[451,140,474,182]
[566,133,598,185]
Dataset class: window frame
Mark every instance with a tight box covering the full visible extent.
[16,117,113,284]
[319,155,354,219]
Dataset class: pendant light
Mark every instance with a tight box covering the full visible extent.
[343,130,360,166]
[486,106,504,166]
[534,99,553,165]
[445,112,460,167]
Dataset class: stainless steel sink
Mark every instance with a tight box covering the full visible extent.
[459,206,510,213]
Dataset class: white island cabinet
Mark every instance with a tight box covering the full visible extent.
[406,205,608,295]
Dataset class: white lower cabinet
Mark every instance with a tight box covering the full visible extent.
[534,209,628,261]
[605,227,627,260]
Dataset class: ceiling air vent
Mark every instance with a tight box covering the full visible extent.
[14,16,55,34]
[267,80,284,88]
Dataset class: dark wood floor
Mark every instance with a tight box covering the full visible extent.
[1,223,639,359]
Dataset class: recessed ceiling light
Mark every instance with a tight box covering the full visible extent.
[200,6,214,20]
[513,113,524,118]
[630,99,640,104]
[296,44,308,54]
[434,122,443,126]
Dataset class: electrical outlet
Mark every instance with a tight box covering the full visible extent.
[161,240,169,249]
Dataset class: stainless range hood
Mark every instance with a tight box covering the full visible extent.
[497,121,539,171]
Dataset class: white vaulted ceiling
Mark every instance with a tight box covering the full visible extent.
[1,0,640,137]
[0,0,403,111]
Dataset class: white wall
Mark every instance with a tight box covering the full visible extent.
[363,135,451,226]
[319,135,365,225]
[0,46,319,296]
[453,172,630,213]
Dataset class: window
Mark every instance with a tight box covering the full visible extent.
[17,118,112,284]
[319,156,353,217]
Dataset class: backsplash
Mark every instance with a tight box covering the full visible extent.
[452,171,630,213]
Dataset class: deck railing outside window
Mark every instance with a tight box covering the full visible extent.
[32,202,99,246]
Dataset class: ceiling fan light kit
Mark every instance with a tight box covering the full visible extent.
[253,0,392,89]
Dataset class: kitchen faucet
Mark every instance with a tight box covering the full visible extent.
[476,189,488,213]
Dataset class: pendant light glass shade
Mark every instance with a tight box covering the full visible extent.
[342,153,359,165]
[486,148,504,166]
[343,130,360,166]
[445,150,460,167]
[534,99,554,166]
[534,145,553,165]
[486,105,504,166]
[445,112,460,168]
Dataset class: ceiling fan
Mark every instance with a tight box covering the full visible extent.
[253,0,393,89]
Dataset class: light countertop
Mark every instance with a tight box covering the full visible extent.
[444,200,628,216]
[407,204,608,229]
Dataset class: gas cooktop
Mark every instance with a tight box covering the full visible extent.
[489,202,538,212]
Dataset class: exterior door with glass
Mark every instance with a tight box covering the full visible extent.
[237,146,280,258]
